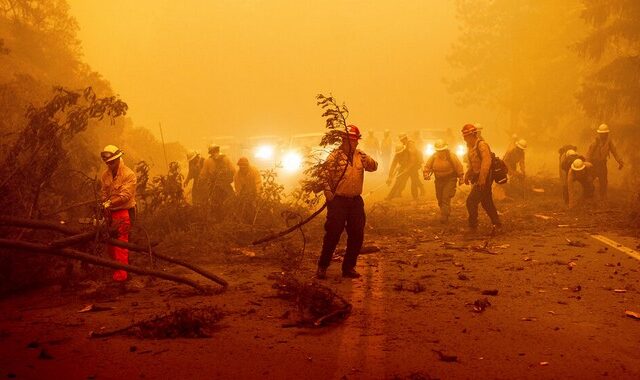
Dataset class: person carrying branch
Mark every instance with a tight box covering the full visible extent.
[99,145,137,282]
[316,125,378,279]
[423,139,464,224]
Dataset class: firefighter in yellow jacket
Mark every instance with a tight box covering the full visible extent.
[423,139,464,223]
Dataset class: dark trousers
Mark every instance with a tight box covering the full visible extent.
[466,178,500,228]
[592,161,608,199]
[318,196,366,272]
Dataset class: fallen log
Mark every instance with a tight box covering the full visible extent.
[0,215,227,289]
[0,239,210,294]
[106,239,228,289]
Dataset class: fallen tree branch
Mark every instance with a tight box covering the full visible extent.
[252,203,326,245]
[0,215,227,289]
[0,239,210,293]
[106,239,228,289]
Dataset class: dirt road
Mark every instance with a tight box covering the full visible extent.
[1,193,639,379]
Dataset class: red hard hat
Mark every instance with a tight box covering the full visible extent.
[345,125,362,140]
[461,124,478,136]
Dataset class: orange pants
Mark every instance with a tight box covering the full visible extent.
[108,209,131,281]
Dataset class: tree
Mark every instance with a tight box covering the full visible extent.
[577,0,640,123]
[448,0,586,141]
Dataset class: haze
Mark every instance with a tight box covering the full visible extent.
[69,0,461,147]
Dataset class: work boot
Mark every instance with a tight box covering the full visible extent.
[342,269,361,279]
[315,267,327,280]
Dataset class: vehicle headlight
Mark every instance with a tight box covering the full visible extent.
[424,143,435,157]
[254,145,274,160]
[281,151,303,172]
[456,144,467,157]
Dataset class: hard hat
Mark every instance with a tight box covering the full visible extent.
[565,149,576,157]
[515,139,528,150]
[186,150,199,162]
[208,144,220,153]
[101,145,123,162]
[398,133,408,141]
[342,125,362,140]
[597,124,610,134]
[434,139,449,151]
[237,157,249,166]
[475,123,483,131]
[461,124,478,136]
[571,158,586,171]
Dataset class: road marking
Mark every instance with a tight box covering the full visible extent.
[591,234,640,261]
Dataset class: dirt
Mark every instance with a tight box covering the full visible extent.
[1,187,639,379]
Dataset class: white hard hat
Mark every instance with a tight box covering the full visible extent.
[571,158,586,171]
[434,139,448,151]
[597,124,610,133]
[515,139,527,150]
[101,145,123,162]
[565,149,577,157]
[187,150,199,161]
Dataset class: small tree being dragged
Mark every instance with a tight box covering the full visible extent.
[252,94,353,245]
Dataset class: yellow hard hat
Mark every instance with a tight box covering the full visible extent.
[101,145,123,162]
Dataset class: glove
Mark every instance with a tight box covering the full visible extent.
[102,200,112,210]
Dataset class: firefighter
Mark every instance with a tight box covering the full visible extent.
[423,139,464,223]
[567,158,595,209]
[586,124,624,200]
[503,139,527,196]
[363,130,381,162]
[200,145,236,218]
[234,157,262,223]
[184,150,205,205]
[380,129,393,174]
[462,124,501,232]
[316,125,378,279]
[386,134,423,201]
[99,145,137,282]
[560,148,585,204]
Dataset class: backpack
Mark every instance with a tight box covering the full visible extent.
[475,141,509,184]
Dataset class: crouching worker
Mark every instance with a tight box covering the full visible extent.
[567,158,595,210]
[423,139,464,223]
[316,125,378,280]
[100,145,137,282]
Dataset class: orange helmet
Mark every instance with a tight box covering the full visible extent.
[461,124,478,137]
[343,125,362,140]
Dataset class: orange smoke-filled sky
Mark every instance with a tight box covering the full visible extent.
[70,0,462,148]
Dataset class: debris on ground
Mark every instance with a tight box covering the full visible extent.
[613,289,627,293]
[38,349,54,360]
[271,274,351,328]
[481,289,499,296]
[360,245,381,254]
[89,307,223,339]
[534,214,552,220]
[78,304,114,313]
[625,310,640,320]
[432,349,458,362]
[471,298,491,313]
[566,238,587,247]
[393,281,426,294]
